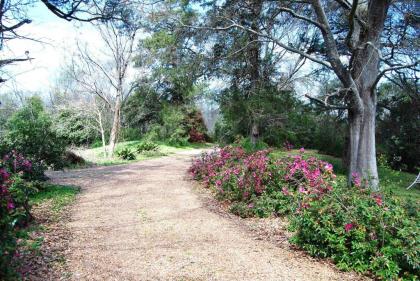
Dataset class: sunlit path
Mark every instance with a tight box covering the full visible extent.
[49,150,364,281]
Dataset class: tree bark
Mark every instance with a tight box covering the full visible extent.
[357,91,379,189]
[108,97,121,156]
[250,122,259,147]
[347,92,379,189]
[97,110,107,157]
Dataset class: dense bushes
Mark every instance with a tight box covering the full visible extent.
[54,108,99,146]
[143,105,209,146]
[136,141,158,153]
[376,85,419,172]
[3,97,67,176]
[0,152,39,279]
[190,146,419,280]
[290,182,419,280]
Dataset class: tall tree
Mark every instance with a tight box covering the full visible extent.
[72,19,139,156]
[199,0,305,146]
[193,0,419,189]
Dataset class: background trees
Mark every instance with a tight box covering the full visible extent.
[0,0,418,180]
[190,0,419,188]
[70,19,139,156]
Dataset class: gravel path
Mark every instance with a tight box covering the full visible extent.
[49,150,365,281]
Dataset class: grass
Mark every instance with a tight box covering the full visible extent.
[271,148,420,202]
[30,184,80,214]
[73,140,213,166]
[14,184,80,261]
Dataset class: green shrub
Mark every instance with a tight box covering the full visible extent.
[136,141,158,153]
[4,97,66,176]
[54,108,98,146]
[120,127,141,142]
[90,139,105,149]
[289,182,419,280]
[230,202,254,218]
[236,136,268,153]
[116,148,136,160]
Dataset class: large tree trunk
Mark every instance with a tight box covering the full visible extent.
[347,91,379,190]
[357,92,378,189]
[343,0,389,190]
[108,97,121,156]
[250,122,259,147]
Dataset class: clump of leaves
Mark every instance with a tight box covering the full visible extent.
[136,141,158,153]
[116,148,136,160]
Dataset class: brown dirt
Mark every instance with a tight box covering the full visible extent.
[48,149,368,281]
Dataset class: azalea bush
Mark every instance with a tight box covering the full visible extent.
[0,152,38,278]
[190,146,335,216]
[290,174,419,280]
[190,146,420,280]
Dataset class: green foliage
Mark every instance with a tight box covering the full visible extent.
[377,83,419,172]
[312,115,346,158]
[142,104,208,146]
[54,108,98,146]
[123,86,162,135]
[116,148,136,160]
[215,87,320,149]
[289,183,419,280]
[230,202,254,218]
[234,136,268,153]
[136,141,158,153]
[120,127,141,142]
[3,97,66,174]
[90,139,105,149]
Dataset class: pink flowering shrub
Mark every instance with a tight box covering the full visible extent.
[190,146,336,216]
[1,152,37,277]
[189,146,246,188]
[289,176,419,280]
[190,146,419,279]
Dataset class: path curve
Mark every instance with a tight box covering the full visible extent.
[49,150,364,281]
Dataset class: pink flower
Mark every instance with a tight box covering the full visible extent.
[324,163,333,172]
[344,223,354,232]
[7,201,15,210]
[248,203,254,209]
[372,194,383,206]
[351,172,361,187]
[215,180,222,187]
[281,187,290,196]
[299,147,305,154]
[0,168,10,180]
[298,186,307,194]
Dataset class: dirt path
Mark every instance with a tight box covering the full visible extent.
[49,150,364,281]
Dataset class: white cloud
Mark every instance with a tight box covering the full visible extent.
[1,15,103,95]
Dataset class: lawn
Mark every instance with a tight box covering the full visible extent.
[30,184,80,214]
[72,140,213,166]
[271,149,420,202]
